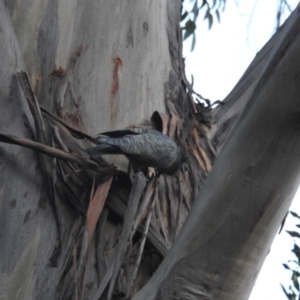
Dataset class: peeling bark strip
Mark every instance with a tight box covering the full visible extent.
[76,178,113,299]
[111,57,122,97]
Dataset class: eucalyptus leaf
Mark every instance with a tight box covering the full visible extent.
[216,9,221,23]
[183,19,196,40]
[287,231,300,238]
[284,264,291,270]
[292,244,300,262]
[192,0,199,13]
[192,0,200,21]
[290,211,300,219]
[200,0,207,9]
[204,10,214,30]
[219,0,226,11]
[181,10,188,21]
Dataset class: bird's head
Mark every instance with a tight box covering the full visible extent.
[159,146,184,175]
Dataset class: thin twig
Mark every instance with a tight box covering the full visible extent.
[17,71,46,143]
[131,176,156,237]
[127,187,157,298]
[0,132,115,174]
[154,191,169,245]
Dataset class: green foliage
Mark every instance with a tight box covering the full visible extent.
[181,0,296,53]
[282,211,300,300]
[181,0,226,51]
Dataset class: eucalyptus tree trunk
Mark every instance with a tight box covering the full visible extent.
[1,1,300,300]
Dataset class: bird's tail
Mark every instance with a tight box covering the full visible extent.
[85,144,121,158]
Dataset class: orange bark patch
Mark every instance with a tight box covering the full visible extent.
[191,128,212,172]
[49,66,66,77]
[111,57,122,96]
[86,178,113,248]
[62,109,82,130]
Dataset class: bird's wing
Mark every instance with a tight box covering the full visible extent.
[94,127,157,139]
[97,129,139,138]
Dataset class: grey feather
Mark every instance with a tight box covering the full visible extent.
[85,128,182,175]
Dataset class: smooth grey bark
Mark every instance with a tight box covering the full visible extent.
[0,2,60,299]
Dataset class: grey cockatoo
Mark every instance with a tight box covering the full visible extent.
[85,127,182,175]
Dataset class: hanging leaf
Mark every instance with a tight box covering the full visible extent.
[192,0,199,12]
[181,10,188,21]
[200,0,207,9]
[183,19,196,40]
[284,264,291,270]
[204,9,214,29]
[192,0,200,21]
[287,231,300,239]
[221,0,226,11]
[292,244,300,262]
[215,8,221,23]
[291,211,300,219]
